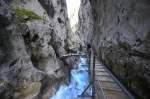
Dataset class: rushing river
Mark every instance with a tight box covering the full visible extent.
[51,57,91,99]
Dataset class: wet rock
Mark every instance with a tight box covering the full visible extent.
[0,0,75,98]
[13,82,41,99]
[79,0,150,98]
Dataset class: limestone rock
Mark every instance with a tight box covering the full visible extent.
[79,0,150,98]
[0,0,73,98]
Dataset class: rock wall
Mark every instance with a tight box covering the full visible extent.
[78,0,93,45]
[0,0,76,98]
[79,0,150,98]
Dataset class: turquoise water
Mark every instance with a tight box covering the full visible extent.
[51,57,91,99]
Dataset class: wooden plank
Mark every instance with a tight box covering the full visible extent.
[91,56,134,99]
[95,72,109,76]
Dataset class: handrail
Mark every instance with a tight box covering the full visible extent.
[92,55,95,99]
[103,65,135,99]
[79,51,92,97]
[59,53,87,59]
[76,48,135,99]
[55,52,87,73]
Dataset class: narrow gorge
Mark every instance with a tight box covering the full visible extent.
[0,0,150,99]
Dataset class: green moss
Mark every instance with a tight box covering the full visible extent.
[37,57,49,71]
[67,39,79,50]
[31,47,49,71]
[15,8,42,22]
[118,42,131,50]
[136,14,150,24]
[15,82,41,97]
[105,55,113,69]
[0,80,5,85]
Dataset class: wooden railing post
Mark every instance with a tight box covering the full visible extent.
[92,54,95,99]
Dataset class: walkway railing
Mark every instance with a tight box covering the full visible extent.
[80,48,135,99]
[79,49,95,99]
[57,48,135,99]
[59,53,87,59]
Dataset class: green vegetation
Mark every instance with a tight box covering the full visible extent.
[36,58,49,71]
[15,82,41,97]
[106,56,113,69]
[118,42,131,50]
[15,8,42,21]
[66,38,79,50]
[31,47,49,71]
[0,80,5,85]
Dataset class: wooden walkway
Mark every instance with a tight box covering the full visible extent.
[79,54,134,99]
[93,60,129,99]
[60,52,134,99]
[90,55,135,99]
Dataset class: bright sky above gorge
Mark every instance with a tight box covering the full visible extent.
[66,0,81,32]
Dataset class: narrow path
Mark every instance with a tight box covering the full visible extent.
[90,54,135,99]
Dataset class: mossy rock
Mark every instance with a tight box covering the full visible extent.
[36,57,50,71]
[14,8,42,22]
[67,39,79,50]
[105,55,113,69]
[14,82,41,98]
[0,80,6,86]
[118,42,131,50]
[31,47,49,71]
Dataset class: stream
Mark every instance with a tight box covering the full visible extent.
[51,57,91,99]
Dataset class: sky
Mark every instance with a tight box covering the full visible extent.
[66,0,81,32]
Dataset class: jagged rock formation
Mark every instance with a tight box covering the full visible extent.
[78,0,93,45]
[79,0,150,98]
[1,0,150,99]
[0,0,79,98]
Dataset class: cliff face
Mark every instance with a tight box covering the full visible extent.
[78,0,93,45]
[0,0,75,98]
[1,0,150,99]
[79,0,150,98]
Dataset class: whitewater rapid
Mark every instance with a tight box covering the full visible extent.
[51,57,91,99]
